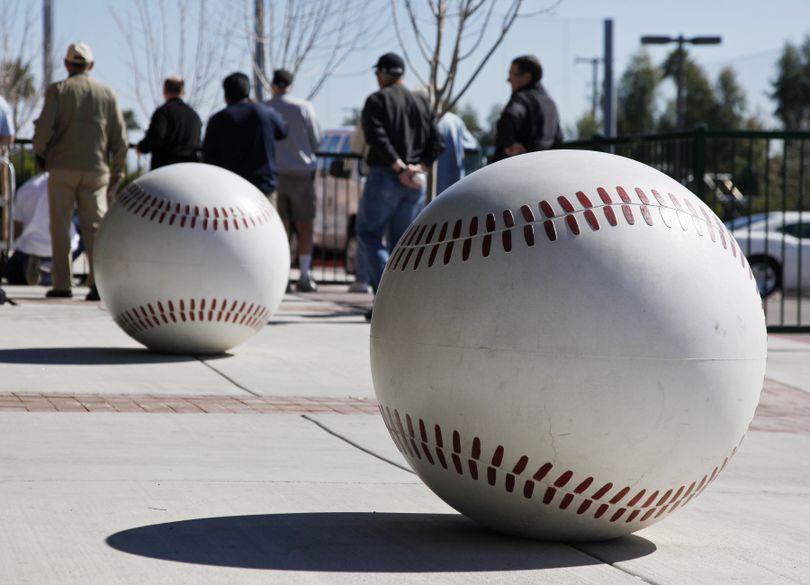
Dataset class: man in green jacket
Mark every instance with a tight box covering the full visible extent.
[33,42,128,301]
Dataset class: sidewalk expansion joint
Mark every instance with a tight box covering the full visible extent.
[301,414,414,475]
[571,544,663,584]
[195,357,261,397]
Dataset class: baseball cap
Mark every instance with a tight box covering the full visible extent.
[272,69,294,88]
[373,52,405,76]
[65,42,93,64]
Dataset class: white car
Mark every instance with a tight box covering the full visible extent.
[727,212,810,297]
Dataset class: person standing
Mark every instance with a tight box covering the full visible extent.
[357,52,443,319]
[136,76,202,170]
[436,111,479,193]
[492,55,562,163]
[266,69,322,292]
[32,42,128,301]
[202,72,288,198]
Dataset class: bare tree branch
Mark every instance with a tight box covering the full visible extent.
[112,0,241,123]
[390,0,559,115]
[0,0,40,131]
[391,0,429,87]
[248,0,389,101]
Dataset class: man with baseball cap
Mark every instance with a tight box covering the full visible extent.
[357,51,443,319]
[266,68,323,292]
[33,42,128,301]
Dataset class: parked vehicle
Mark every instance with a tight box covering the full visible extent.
[727,212,810,297]
[312,128,363,274]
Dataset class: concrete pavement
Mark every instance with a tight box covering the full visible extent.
[0,283,808,584]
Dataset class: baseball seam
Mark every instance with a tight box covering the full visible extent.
[114,297,272,336]
[387,185,753,286]
[115,183,276,232]
[379,404,741,525]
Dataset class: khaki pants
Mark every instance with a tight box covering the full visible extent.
[48,169,109,290]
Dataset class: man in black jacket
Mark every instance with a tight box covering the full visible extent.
[137,76,202,170]
[357,52,443,313]
[493,55,562,162]
[202,72,288,196]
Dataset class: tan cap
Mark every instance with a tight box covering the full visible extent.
[65,42,93,64]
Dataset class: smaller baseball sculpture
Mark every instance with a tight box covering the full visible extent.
[95,163,289,354]
[371,150,767,541]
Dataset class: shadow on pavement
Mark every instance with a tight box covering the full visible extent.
[106,512,656,572]
[0,347,233,365]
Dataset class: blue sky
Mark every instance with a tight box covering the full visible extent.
[16,0,810,138]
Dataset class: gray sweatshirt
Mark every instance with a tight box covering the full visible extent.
[266,94,322,174]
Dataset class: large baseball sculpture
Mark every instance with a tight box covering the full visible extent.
[95,163,289,354]
[371,150,766,541]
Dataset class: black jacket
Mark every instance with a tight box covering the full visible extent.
[202,101,288,194]
[137,98,203,169]
[493,82,562,162]
[361,83,443,167]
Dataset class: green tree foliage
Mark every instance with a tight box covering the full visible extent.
[0,59,37,129]
[712,67,747,129]
[575,111,600,139]
[457,103,483,139]
[614,48,751,134]
[658,49,716,130]
[617,50,659,134]
[122,109,140,132]
[770,37,810,129]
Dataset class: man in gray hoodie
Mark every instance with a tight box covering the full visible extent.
[267,69,323,292]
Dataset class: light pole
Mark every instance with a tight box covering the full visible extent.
[575,57,602,118]
[43,0,53,90]
[641,34,721,129]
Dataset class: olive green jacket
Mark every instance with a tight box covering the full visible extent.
[33,72,128,177]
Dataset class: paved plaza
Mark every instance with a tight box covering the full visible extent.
[0,283,808,584]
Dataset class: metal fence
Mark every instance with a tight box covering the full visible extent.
[2,139,367,287]
[565,126,810,332]
[307,151,364,285]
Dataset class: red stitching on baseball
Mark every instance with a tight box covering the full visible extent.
[540,201,556,218]
[385,185,757,294]
[576,191,594,208]
[116,183,273,232]
[558,196,575,213]
[114,297,271,336]
[566,215,581,235]
[584,210,600,231]
[463,238,473,260]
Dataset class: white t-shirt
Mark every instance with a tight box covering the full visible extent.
[13,173,80,257]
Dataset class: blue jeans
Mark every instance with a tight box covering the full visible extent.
[357,167,426,292]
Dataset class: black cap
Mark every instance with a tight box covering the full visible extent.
[272,69,294,88]
[373,52,405,76]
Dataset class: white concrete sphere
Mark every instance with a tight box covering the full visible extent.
[371,150,766,541]
[95,163,289,354]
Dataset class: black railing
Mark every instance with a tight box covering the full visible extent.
[565,127,810,332]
